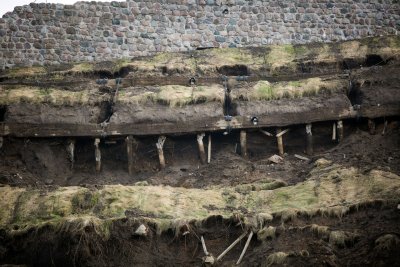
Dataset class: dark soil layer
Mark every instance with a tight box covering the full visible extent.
[0,204,398,266]
[0,119,399,188]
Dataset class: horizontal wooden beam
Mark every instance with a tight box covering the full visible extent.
[0,103,398,138]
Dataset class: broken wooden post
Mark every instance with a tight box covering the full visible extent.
[337,120,343,142]
[368,119,376,135]
[67,139,75,170]
[306,123,313,155]
[276,128,284,156]
[156,136,166,169]
[126,135,136,175]
[94,138,101,172]
[240,130,248,159]
[207,134,212,164]
[197,133,206,164]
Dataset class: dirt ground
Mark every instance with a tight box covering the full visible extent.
[0,118,398,188]
[0,117,399,267]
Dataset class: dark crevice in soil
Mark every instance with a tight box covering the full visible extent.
[365,54,386,67]
[218,65,249,76]
[0,105,7,122]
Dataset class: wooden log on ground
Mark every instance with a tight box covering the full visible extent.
[156,136,166,169]
[276,128,284,156]
[94,138,101,172]
[306,123,313,155]
[197,133,206,164]
[240,130,248,159]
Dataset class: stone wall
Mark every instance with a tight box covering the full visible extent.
[0,0,399,67]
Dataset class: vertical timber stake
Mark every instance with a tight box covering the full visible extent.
[0,136,3,150]
[207,134,211,164]
[156,136,166,169]
[337,120,343,142]
[368,119,376,135]
[126,135,135,175]
[240,130,248,159]
[332,122,336,141]
[306,123,313,155]
[197,133,206,164]
[94,138,101,172]
[67,139,75,170]
[276,128,284,156]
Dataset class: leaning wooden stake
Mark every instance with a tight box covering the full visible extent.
[236,231,254,265]
[337,120,343,142]
[240,130,248,159]
[217,232,247,261]
[306,123,313,155]
[156,136,166,169]
[201,236,209,256]
[276,128,284,156]
[368,119,376,135]
[126,135,135,175]
[197,133,206,164]
[67,139,75,169]
[0,137,3,149]
[94,138,101,172]
[207,134,212,164]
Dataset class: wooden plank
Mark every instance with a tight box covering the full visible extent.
[1,102,399,138]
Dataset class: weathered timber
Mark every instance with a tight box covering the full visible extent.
[0,106,357,137]
[240,130,248,159]
[197,133,206,164]
[207,134,211,164]
[126,135,136,175]
[1,96,399,138]
[94,138,101,172]
[368,119,376,135]
[332,122,337,141]
[337,120,344,142]
[156,136,166,169]
[276,128,284,156]
[67,139,75,169]
[306,123,313,155]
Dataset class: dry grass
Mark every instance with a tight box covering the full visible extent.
[266,44,296,71]
[310,224,330,237]
[374,234,400,251]
[238,77,344,101]
[257,226,276,241]
[329,230,359,247]
[0,86,97,105]
[5,65,47,78]
[264,252,288,266]
[0,160,399,235]
[118,84,224,107]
